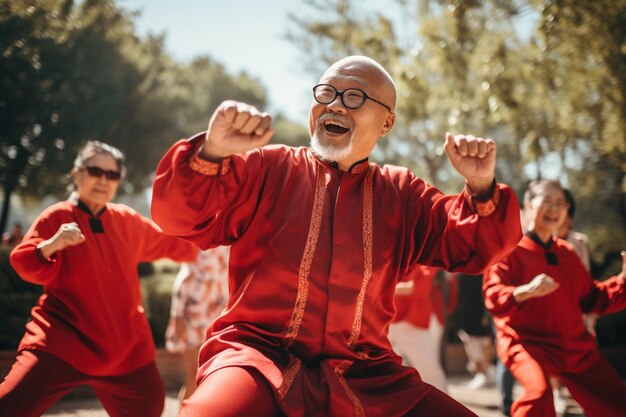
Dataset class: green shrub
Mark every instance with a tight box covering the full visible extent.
[0,246,42,350]
[141,261,179,347]
[144,284,172,347]
[138,262,155,277]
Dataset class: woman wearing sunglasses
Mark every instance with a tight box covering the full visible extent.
[0,140,197,417]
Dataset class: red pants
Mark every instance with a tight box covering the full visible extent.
[180,366,477,417]
[0,350,164,417]
[510,355,626,417]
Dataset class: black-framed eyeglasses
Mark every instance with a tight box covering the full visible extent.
[312,84,392,112]
[80,166,122,181]
[537,200,570,210]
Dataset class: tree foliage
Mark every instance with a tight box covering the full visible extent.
[0,0,309,232]
[1,1,144,199]
[286,0,626,266]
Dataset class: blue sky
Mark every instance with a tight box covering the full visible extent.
[121,0,327,122]
[120,0,405,123]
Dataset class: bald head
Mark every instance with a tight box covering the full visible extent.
[309,55,398,170]
[322,56,396,111]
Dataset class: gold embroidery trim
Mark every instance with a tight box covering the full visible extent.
[346,169,374,349]
[462,180,500,217]
[189,154,231,176]
[282,167,327,348]
[334,361,365,417]
[278,355,301,399]
[474,185,500,217]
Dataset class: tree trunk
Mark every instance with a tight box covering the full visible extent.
[0,183,15,235]
[1,147,30,233]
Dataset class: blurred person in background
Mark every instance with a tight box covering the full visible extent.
[484,179,626,417]
[0,140,196,417]
[2,222,24,246]
[455,272,497,390]
[166,245,230,406]
[389,265,456,392]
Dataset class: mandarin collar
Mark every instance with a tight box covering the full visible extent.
[68,193,107,233]
[526,231,554,250]
[67,192,107,217]
[311,151,370,174]
[523,231,558,265]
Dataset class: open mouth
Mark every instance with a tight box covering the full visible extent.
[324,122,350,134]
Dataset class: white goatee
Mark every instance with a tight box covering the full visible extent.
[310,113,354,161]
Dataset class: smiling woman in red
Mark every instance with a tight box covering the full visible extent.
[0,141,196,417]
[484,179,626,417]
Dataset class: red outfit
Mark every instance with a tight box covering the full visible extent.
[393,265,437,328]
[0,350,164,417]
[0,196,196,416]
[484,235,626,417]
[393,266,457,328]
[152,134,522,417]
[390,266,455,392]
[9,198,196,375]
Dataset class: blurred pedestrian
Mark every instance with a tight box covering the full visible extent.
[389,265,455,392]
[166,246,230,405]
[2,222,24,246]
[455,273,496,390]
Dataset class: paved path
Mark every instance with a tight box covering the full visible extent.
[43,374,585,417]
[44,392,180,417]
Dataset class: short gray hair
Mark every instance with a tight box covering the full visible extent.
[523,179,563,204]
[74,140,126,178]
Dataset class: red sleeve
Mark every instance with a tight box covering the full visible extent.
[404,175,522,274]
[130,211,198,263]
[580,274,626,315]
[9,208,64,286]
[561,245,626,316]
[151,133,264,249]
[482,255,520,318]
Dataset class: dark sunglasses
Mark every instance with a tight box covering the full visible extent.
[80,166,122,181]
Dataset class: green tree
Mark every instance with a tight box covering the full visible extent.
[0,0,281,231]
[271,115,310,147]
[0,0,155,230]
[103,54,270,193]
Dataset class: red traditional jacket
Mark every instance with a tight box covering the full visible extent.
[484,235,626,374]
[152,133,522,417]
[10,197,196,375]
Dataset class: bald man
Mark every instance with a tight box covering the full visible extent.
[152,56,522,417]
